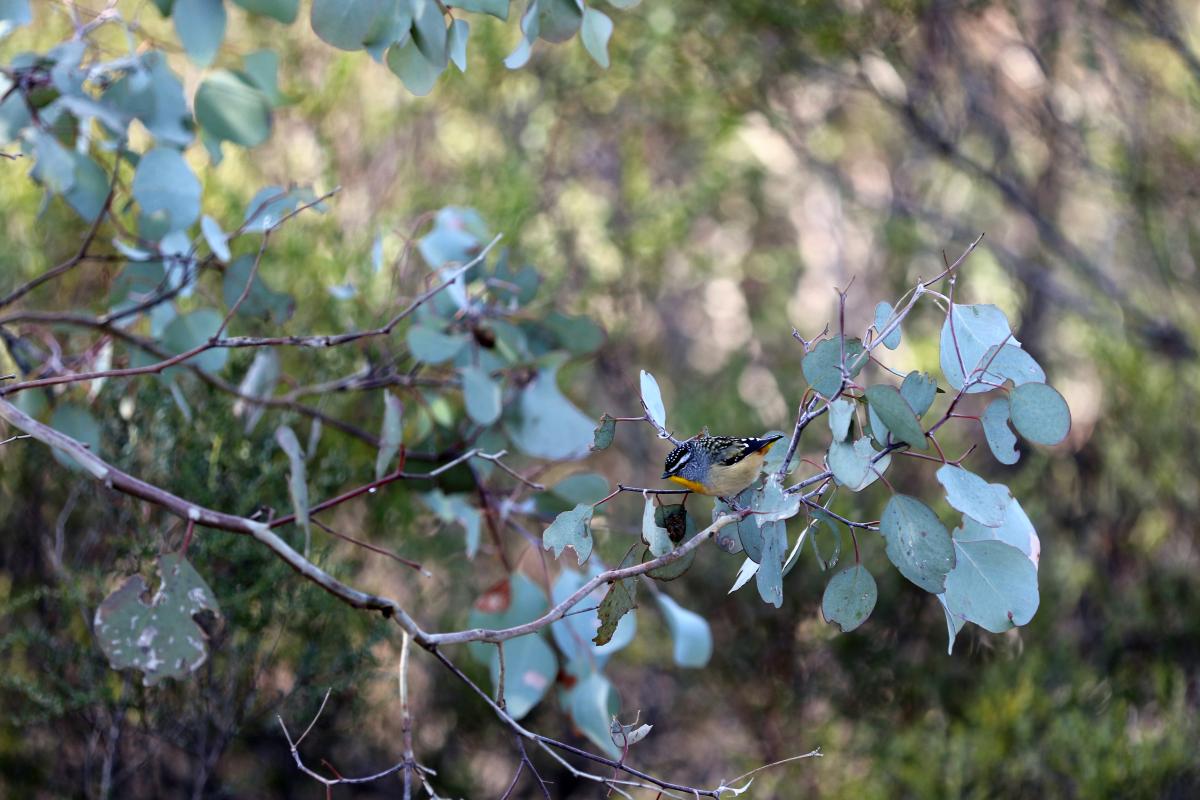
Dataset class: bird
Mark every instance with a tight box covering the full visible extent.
[661,433,785,497]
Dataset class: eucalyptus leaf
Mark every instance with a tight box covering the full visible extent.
[581,7,613,68]
[591,413,616,450]
[874,301,901,349]
[656,595,712,667]
[162,309,228,374]
[639,369,667,431]
[407,325,467,364]
[822,564,878,633]
[132,148,201,233]
[506,364,595,461]
[194,70,272,147]
[543,503,594,564]
[940,539,1039,633]
[173,0,226,67]
[491,634,556,720]
[880,494,955,593]
[828,397,855,442]
[802,337,865,399]
[93,554,221,686]
[376,392,404,479]
[594,545,640,646]
[939,303,1017,393]
[900,371,937,417]
[865,384,927,450]
[981,396,1020,465]
[1009,382,1071,446]
[275,425,310,553]
[935,464,1010,528]
[49,404,102,472]
[311,0,389,50]
[460,365,501,425]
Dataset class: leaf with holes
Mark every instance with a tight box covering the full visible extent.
[591,413,616,451]
[543,503,594,564]
[94,554,221,686]
[594,546,641,646]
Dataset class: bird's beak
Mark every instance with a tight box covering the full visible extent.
[661,471,672,479]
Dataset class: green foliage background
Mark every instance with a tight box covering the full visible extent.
[2,1,1200,797]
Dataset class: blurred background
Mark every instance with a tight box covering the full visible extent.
[2,0,1200,797]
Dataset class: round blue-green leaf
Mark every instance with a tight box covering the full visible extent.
[63,152,108,223]
[656,595,712,667]
[550,473,609,506]
[232,0,298,23]
[1009,382,1071,446]
[936,464,1009,528]
[490,633,556,720]
[448,0,508,19]
[311,0,388,50]
[467,572,548,665]
[131,148,201,233]
[881,494,955,593]
[865,384,927,450]
[828,397,855,442]
[162,309,228,373]
[980,344,1044,388]
[822,565,878,633]
[506,364,595,460]
[874,301,901,349]
[412,0,449,67]
[460,365,501,425]
[939,303,1016,393]
[222,254,295,324]
[828,438,890,492]
[802,337,865,399]
[49,404,102,471]
[537,0,582,42]
[173,0,226,67]
[194,71,272,147]
[386,36,444,96]
[581,7,613,67]
[942,539,1039,633]
[955,494,1040,566]
[407,325,466,364]
[981,396,1019,465]
[565,672,621,758]
[900,371,937,417]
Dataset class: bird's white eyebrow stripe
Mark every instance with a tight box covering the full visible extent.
[672,450,691,470]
